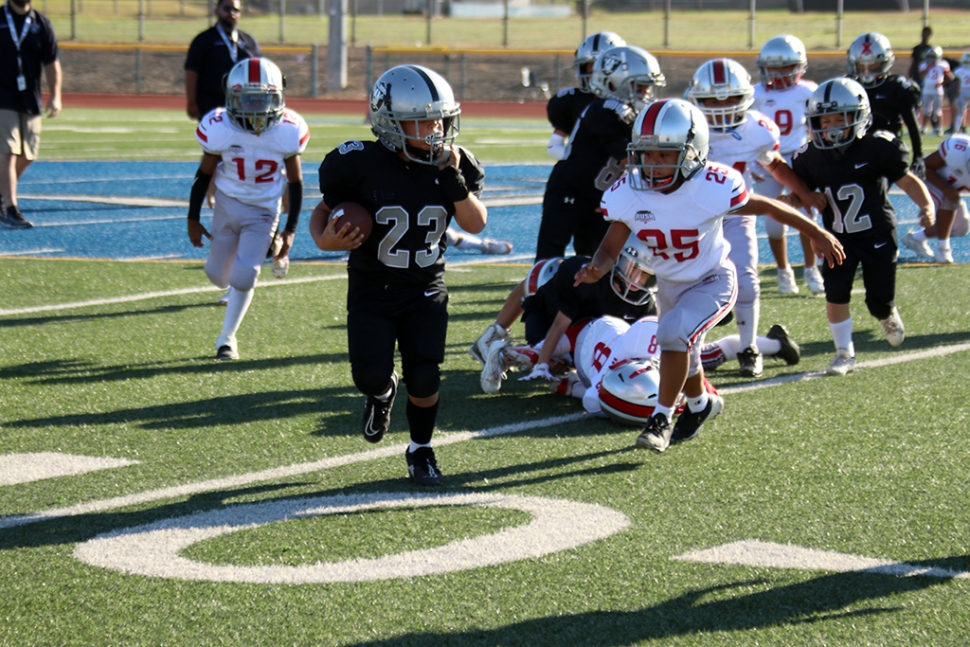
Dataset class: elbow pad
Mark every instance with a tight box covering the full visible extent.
[283,180,304,232]
[187,168,213,222]
[547,133,566,160]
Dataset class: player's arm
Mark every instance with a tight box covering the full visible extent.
[574,221,631,286]
[736,194,845,267]
[185,70,200,121]
[520,311,573,381]
[895,171,936,228]
[186,152,220,247]
[761,151,827,212]
[273,155,304,258]
[923,150,959,200]
[440,146,488,235]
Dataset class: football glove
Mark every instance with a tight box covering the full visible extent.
[519,362,556,382]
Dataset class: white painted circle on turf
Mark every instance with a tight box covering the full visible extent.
[74,492,630,583]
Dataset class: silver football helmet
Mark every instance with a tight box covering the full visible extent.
[224,57,285,135]
[627,99,709,191]
[589,45,666,112]
[370,65,460,165]
[598,358,662,426]
[961,52,970,67]
[927,46,944,64]
[574,31,626,93]
[687,58,755,131]
[847,32,895,88]
[756,34,808,90]
[611,234,655,306]
[806,77,872,149]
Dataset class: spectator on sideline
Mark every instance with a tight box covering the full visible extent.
[0,0,60,229]
[184,0,261,122]
[909,25,935,88]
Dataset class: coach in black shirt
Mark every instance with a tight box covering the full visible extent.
[184,0,260,121]
[0,0,60,229]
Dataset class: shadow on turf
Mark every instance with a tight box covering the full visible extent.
[342,567,966,645]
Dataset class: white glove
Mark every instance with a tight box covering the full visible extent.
[519,362,556,382]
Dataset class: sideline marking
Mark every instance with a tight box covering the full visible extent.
[4,341,970,530]
[74,492,629,583]
[672,540,970,580]
[0,453,139,486]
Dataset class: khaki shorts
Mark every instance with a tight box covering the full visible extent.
[0,109,42,159]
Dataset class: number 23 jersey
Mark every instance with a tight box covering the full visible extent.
[601,162,748,284]
[196,107,310,212]
[318,140,486,286]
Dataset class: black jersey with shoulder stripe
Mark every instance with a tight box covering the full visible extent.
[791,130,909,239]
[546,87,597,134]
[866,74,920,135]
[545,97,637,203]
[523,256,656,324]
[319,140,485,286]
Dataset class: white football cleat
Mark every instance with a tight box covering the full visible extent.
[777,266,799,294]
[470,322,508,366]
[934,247,954,264]
[880,307,905,347]
[216,289,230,306]
[480,238,513,255]
[481,340,512,394]
[804,264,825,295]
[826,349,856,376]
[902,231,933,260]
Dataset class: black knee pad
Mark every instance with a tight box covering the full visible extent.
[404,361,440,399]
[352,365,393,397]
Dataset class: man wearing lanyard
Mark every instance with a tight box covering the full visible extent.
[0,0,60,229]
[184,0,261,121]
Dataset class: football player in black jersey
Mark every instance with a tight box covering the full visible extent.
[545,31,625,161]
[309,65,488,486]
[535,45,666,261]
[480,242,657,393]
[790,78,935,376]
[847,32,926,178]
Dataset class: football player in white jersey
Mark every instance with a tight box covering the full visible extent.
[949,53,970,134]
[187,57,309,360]
[919,47,954,135]
[752,34,825,296]
[902,133,970,263]
[575,99,843,453]
[688,58,826,378]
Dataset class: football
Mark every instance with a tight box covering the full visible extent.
[330,202,374,242]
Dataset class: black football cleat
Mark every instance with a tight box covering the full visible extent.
[362,372,398,443]
[406,446,443,486]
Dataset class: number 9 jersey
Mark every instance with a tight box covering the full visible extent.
[196,107,310,213]
[600,162,748,284]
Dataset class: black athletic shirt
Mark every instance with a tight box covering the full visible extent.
[546,87,596,134]
[0,5,57,115]
[184,26,261,118]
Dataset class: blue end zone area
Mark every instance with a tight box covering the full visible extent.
[2,161,966,265]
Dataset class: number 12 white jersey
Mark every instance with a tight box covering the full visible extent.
[196,107,310,212]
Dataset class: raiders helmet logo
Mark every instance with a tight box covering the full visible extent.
[370,81,389,113]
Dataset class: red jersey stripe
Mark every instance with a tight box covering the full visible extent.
[195,127,208,143]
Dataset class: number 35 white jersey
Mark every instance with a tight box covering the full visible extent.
[574,315,660,416]
[752,80,816,155]
[601,162,748,284]
[196,107,310,212]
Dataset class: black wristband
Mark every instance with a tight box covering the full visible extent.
[187,168,213,222]
[283,180,303,232]
[438,165,469,202]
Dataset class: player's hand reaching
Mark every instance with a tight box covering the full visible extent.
[810,229,845,268]
[187,219,211,247]
[917,204,936,229]
[275,229,295,258]
[800,190,828,213]
[519,362,557,382]
[573,261,606,287]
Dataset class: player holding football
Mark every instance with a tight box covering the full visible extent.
[308,65,488,487]
[545,31,626,161]
[186,57,308,361]
[752,34,826,296]
[688,57,826,378]
[901,133,970,264]
[575,99,844,453]
[790,78,934,375]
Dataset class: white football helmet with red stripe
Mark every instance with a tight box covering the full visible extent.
[598,359,662,426]
[756,34,808,91]
[522,257,564,299]
[589,45,666,113]
[847,32,895,88]
[626,99,709,191]
[225,57,285,135]
[688,58,755,131]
